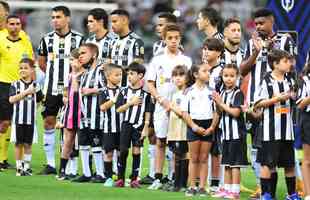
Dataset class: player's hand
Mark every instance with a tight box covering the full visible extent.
[252,32,263,53]
[129,96,142,106]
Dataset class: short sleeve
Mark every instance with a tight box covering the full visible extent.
[115,88,126,107]
[284,35,297,57]
[254,80,269,105]
[232,90,244,108]
[296,78,307,105]
[37,37,47,56]
[144,93,153,112]
[180,92,189,112]
[146,59,157,82]
[99,88,109,105]
[9,85,16,97]
[133,39,144,60]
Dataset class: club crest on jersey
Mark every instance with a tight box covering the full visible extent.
[176,98,181,105]
[71,38,76,48]
[281,0,294,13]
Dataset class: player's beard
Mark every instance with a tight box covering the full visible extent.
[228,38,240,46]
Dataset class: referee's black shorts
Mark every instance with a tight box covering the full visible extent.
[257,140,295,169]
[41,94,63,118]
[0,82,13,121]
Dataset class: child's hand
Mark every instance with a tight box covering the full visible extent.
[140,125,149,140]
[128,96,142,106]
[277,92,291,102]
[212,91,222,104]
[63,96,68,105]
[203,127,214,136]
[25,84,36,95]
[161,99,171,111]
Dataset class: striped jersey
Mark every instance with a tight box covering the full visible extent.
[99,86,122,133]
[244,32,296,103]
[9,80,43,125]
[254,72,295,141]
[219,87,246,140]
[209,64,223,91]
[221,47,244,67]
[80,65,105,130]
[297,74,310,112]
[85,32,117,64]
[38,30,83,96]
[118,87,153,130]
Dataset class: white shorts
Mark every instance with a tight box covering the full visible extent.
[153,111,169,139]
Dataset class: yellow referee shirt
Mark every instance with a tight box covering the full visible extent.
[0,30,33,83]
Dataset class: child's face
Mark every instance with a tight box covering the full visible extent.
[275,57,291,73]
[19,62,33,80]
[196,65,209,82]
[107,68,122,86]
[203,48,221,64]
[78,46,93,65]
[172,73,186,88]
[222,67,238,89]
[164,31,181,52]
[127,70,142,86]
[70,57,80,71]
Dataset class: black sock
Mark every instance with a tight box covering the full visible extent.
[211,178,220,187]
[104,161,113,178]
[131,154,140,180]
[285,176,296,195]
[89,154,93,176]
[174,158,181,188]
[261,178,271,195]
[118,150,128,180]
[180,159,189,188]
[270,172,278,198]
[155,173,163,181]
[59,158,68,174]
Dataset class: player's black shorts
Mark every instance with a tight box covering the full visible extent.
[41,94,63,118]
[15,124,34,145]
[120,122,144,151]
[0,82,13,121]
[221,139,248,167]
[103,132,120,153]
[257,140,295,169]
[168,141,188,156]
[187,119,213,142]
[300,111,310,145]
[78,128,103,148]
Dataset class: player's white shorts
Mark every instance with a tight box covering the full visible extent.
[153,111,169,139]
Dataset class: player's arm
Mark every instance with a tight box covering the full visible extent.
[240,39,261,76]
[37,38,48,72]
[140,111,151,140]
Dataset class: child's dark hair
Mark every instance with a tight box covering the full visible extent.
[222,63,239,75]
[20,58,35,68]
[187,65,201,86]
[203,38,224,54]
[163,24,181,38]
[70,48,79,59]
[267,49,292,70]
[172,65,187,77]
[127,62,146,76]
[80,43,99,58]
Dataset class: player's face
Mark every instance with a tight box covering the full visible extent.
[196,12,207,31]
[172,73,186,89]
[197,64,210,82]
[127,70,142,86]
[51,11,70,31]
[108,68,122,85]
[164,31,181,52]
[254,16,273,37]
[19,63,33,80]
[87,15,101,33]
[156,17,167,37]
[70,57,80,72]
[222,67,238,89]
[78,46,93,65]
[111,15,126,34]
[276,57,291,73]
[6,18,21,37]
[224,22,241,45]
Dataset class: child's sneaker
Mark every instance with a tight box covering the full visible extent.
[225,192,240,199]
[212,188,229,198]
[286,193,302,200]
[261,192,272,200]
[23,168,33,176]
[56,172,68,181]
[16,168,23,176]
[197,188,207,197]
[103,178,114,187]
[209,186,219,194]
[114,179,125,187]
[148,179,162,190]
[130,179,141,188]
[185,187,196,197]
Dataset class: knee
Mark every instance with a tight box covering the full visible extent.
[199,154,208,164]
[190,154,199,164]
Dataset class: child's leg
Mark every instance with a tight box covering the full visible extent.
[303,144,310,198]
[270,168,278,198]
[224,167,232,192]
[155,137,166,181]
[188,141,200,188]
[15,144,23,169]
[23,144,32,170]
[59,128,75,174]
[148,130,156,179]
[231,167,241,194]
[118,148,128,181]
[260,165,272,196]
[104,151,113,179]
[174,152,181,189]
[131,147,141,181]
[284,167,297,195]
[199,141,212,189]
[90,130,104,178]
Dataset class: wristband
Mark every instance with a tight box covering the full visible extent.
[192,126,198,133]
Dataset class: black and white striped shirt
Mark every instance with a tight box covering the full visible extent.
[38,30,84,96]
[118,87,152,130]
[99,86,122,133]
[297,74,310,112]
[80,65,105,130]
[244,32,296,103]
[209,64,223,92]
[86,32,117,64]
[221,47,244,67]
[254,72,295,141]
[219,87,246,140]
[10,80,43,125]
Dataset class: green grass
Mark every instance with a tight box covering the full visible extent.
[0,115,289,200]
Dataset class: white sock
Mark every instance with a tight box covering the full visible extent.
[43,129,55,168]
[251,148,260,185]
[231,184,240,194]
[112,150,118,174]
[139,147,143,177]
[220,166,225,186]
[65,159,71,175]
[102,151,105,173]
[93,150,104,177]
[70,157,78,175]
[294,154,302,179]
[224,184,231,192]
[80,146,91,177]
[23,154,32,170]
[16,160,22,169]
[148,145,155,178]
[166,149,174,180]
[305,195,310,200]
